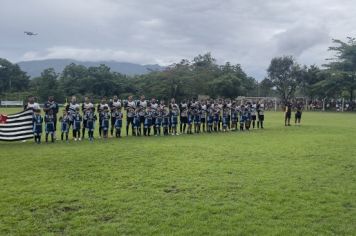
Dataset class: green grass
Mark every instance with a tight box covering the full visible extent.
[0,108,355,235]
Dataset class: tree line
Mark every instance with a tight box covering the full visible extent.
[0,38,355,107]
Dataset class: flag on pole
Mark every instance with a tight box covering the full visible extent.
[0,109,34,142]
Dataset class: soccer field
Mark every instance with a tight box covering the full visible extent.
[0,109,355,235]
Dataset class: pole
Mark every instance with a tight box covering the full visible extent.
[322,98,325,112]
[274,98,277,112]
[342,98,344,112]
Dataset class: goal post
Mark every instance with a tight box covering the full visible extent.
[236,96,280,111]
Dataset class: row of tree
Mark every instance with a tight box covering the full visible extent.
[0,53,258,102]
[0,37,355,105]
[263,37,356,103]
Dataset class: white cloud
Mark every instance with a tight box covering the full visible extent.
[22,46,162,65]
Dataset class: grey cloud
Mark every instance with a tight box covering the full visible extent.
[0,0,356,80]
[274,24,330,56]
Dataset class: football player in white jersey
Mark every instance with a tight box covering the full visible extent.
[179,100,188,134]
[170,102,179,135]
[200,100,207,132]
[24,95,41,110]
[251,103,257,129]
[137,95,147,136]
[169,98,178,134]
[226,99,232,130]
[97,97,109,138]
[257,102,265,129]
[217,99,223,131]
[65,96,80,130]
[150,98,159,135]
[109,95,122,137]
[124,96,136,136]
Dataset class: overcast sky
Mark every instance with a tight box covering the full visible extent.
[1,0,355,79]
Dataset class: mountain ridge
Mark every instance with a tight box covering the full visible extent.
[17,59,164,78]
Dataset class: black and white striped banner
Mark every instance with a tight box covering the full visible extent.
[0,109,34,141]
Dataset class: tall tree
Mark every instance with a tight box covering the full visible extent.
[324,37,356,102]
[259,78,275,97]
[59,63,88,97]
[267,56,303,103]
[0,58,30,94]
[30,68,62,102]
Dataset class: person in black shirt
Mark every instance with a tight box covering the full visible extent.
[44,109,55,143]
[295,103,303,125]
[285,102,292,126]
[43,96,59,137]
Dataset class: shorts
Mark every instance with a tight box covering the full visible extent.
[155,118,162,127]
[83,119,88,129]
[194,115,201,124]
[171,116,178,126]
[295,112,302,119]
[222,117,229,127]
[207,116,214,125]
[133,117,140,128]
[111,117,116,126]
[115,120,122,129]
[87,120,95,131]
[46,122,54,133]
[34,124,42,135]
[127,117,134,126]
[162,118,170,127]
[73,121,81,131]
[140,116,145,125]
[181,116,188,124]
[101,120,109,130]
[144,118,152,127]
[214,115,219,123]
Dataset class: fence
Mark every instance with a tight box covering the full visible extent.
[0,100,24,107]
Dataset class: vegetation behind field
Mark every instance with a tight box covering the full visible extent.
[1,37,356,106]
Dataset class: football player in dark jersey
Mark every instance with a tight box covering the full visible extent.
[97,97,109,138]
[100,106,110,139]
[43,96,59,139]
[59,110,70,142]
[285,102,292,126]
[81,96,94,139]
[44,109,55,143]
[72,107,82,141]
[32,109,43,144]
[295,103,303,125]
[85,107,97,142]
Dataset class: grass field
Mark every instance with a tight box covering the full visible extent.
[0,108,355,235]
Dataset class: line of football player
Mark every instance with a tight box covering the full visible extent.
[31,95,265,143]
